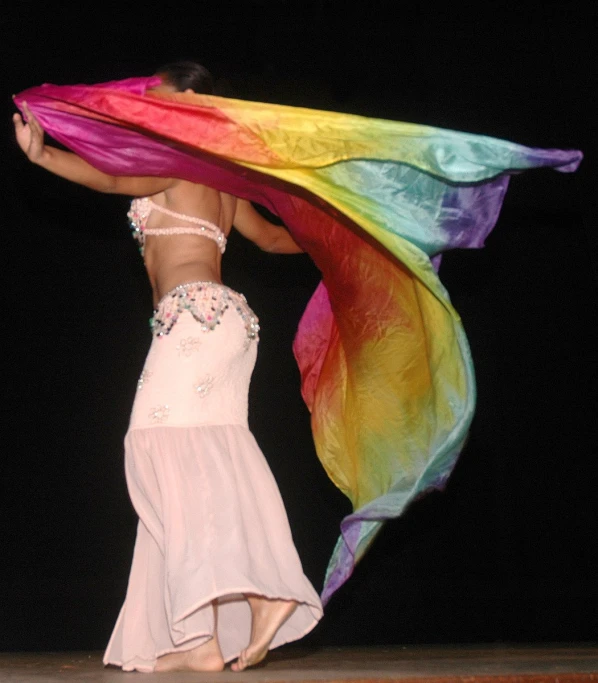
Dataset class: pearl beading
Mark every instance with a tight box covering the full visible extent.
[151,281,260,342]
[128,197,227,254]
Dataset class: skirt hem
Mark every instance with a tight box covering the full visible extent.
[103,586,321,672]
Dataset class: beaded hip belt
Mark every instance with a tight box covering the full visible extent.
[151,281,259,341]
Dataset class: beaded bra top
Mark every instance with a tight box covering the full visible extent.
[128,197,227,255]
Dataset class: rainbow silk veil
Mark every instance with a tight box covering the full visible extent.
[14,77,582,603]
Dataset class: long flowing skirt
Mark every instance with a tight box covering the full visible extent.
[103,283,323,672]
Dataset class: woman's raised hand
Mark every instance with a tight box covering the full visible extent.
[10,100,172,194]
[13,102,45,163]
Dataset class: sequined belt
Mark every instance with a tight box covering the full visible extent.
[151,281,260,341]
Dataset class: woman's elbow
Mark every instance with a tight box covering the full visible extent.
[98,176,121,194]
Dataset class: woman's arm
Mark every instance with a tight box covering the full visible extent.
[233,199,304,254]
[13,102,174,196]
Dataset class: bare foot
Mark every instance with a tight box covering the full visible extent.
[155,636,224,673]
[231,596,298,672]
[156,601,224,672]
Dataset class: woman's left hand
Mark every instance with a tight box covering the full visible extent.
[13,102,46,164]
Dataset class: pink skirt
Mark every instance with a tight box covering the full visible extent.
[103,283,323,672]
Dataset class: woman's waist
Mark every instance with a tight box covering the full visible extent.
[147,259,222,304]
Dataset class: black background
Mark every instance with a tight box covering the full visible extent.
[1,0,596,652]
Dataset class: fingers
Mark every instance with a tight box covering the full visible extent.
[12,104,29,131]
[14,101,41,126]
[20,101,31,123]
[20,104,46,142]
[22,102,35,124]
[12,112,27,141]
[21,102,40,128]
[13,100,45,160]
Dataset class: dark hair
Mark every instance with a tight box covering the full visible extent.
[156,61,214,94]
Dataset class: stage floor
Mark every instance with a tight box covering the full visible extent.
[1,645,597,682]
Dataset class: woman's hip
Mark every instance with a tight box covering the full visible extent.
[129,283,259,430]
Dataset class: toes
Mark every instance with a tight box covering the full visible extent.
[231,651,247,672]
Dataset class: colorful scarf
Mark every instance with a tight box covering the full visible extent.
[14,77,581,602]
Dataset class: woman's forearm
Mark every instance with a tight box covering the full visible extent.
[268,226,304,254]
[28,144,174,197]
[14,104,118,193]
[35,145,118,192]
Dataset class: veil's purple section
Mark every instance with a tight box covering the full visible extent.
[437,177,511,251]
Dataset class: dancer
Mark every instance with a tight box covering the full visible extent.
[13,62,323,673]
[14,62,581,669]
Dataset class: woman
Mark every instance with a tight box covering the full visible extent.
[14,60,582,674]
[13,61,323,673]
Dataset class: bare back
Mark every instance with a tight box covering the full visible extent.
[142,179,237,305]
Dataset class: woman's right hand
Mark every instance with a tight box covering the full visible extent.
[10,101,174,195]
[13,102,45,163]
